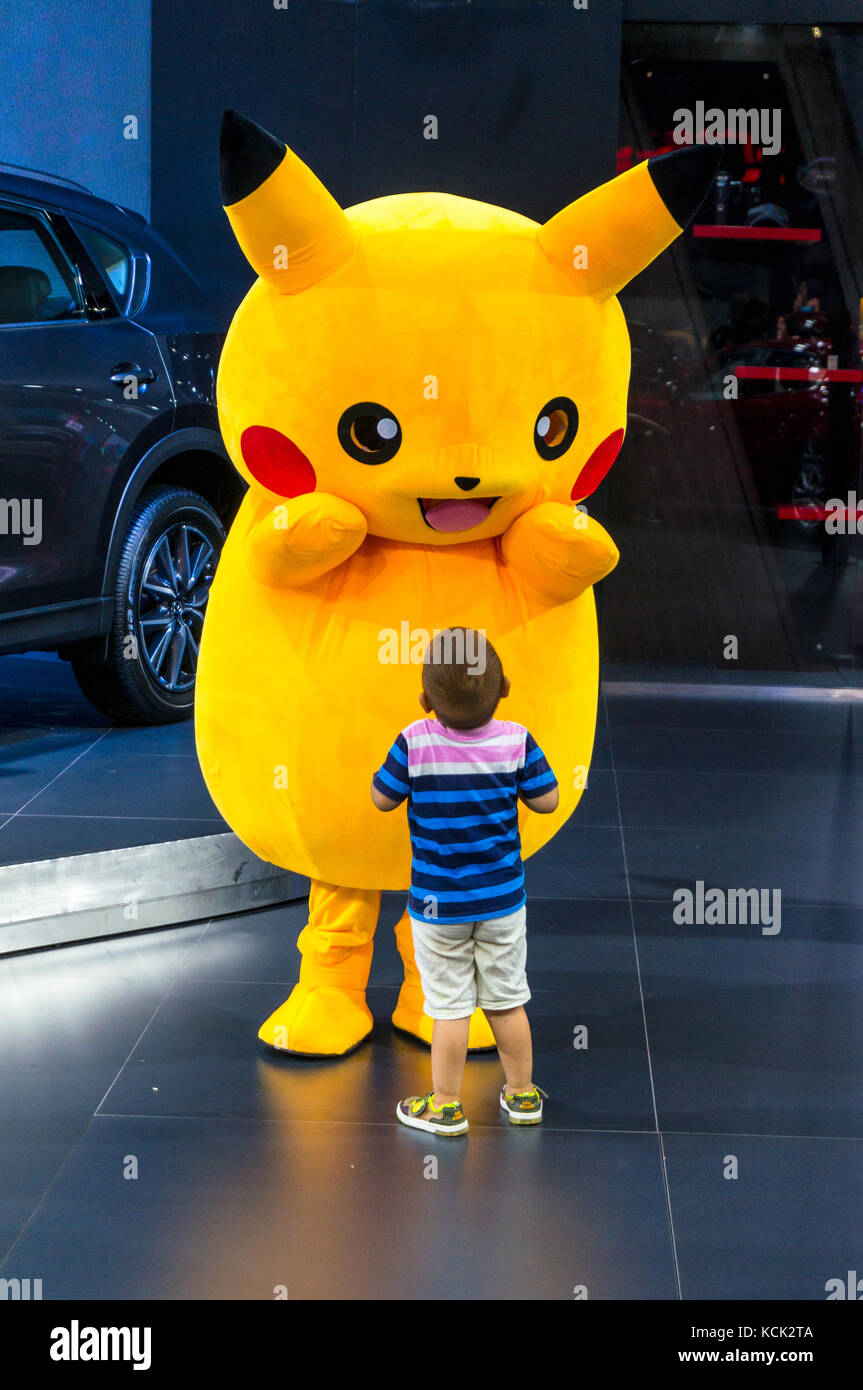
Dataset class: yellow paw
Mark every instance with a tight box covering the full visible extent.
[392,991,497,1052]
[467,1008,497,1050]
[258,983,373,1056]
[391,995,434,1046]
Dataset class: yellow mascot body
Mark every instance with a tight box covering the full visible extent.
[195,110,716,1056]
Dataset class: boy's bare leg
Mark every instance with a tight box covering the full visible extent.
[431,1017,471,1104]
[483,1005,534,1092]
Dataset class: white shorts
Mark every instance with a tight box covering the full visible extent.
[409,905,530,1021]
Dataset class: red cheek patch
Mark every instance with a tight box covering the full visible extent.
[570,428,625,500]
[240,425,317,497]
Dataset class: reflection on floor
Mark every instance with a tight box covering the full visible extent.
[0,680,861,1298]
[0,654,226,865]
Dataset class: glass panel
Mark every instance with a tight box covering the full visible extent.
[608,23,863,681]
[0,206,84,324]
[73,221,130,303]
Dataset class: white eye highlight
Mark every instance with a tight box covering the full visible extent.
[377,417,398,441]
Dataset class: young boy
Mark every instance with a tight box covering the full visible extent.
[371,627,559,1137]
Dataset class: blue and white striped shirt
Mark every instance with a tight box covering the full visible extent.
[373,717,558,924]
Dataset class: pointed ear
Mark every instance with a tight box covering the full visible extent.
[219,109,356,293]
[537,146,719,301]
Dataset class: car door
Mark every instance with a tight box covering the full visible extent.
[0,200,174,617]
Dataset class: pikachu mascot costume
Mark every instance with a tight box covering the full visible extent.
[195,110,716,1056]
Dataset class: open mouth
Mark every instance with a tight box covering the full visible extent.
[418,496,500,533]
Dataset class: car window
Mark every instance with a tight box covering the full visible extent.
[73,222,131,304]
[766,347,823,367]
[727,347,769,366]
[0,206,85,325]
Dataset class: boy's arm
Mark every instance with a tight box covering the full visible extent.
[370,781,401,812]
[371,733,411,812]
[520,784,560,814]
[518,732,559,814]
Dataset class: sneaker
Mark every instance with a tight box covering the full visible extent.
[396,1091,469,1137]
[500,1084,548,1125]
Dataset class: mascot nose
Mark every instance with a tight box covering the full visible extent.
[454,476,480,491]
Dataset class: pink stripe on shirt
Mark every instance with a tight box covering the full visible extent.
[402,719,528,773]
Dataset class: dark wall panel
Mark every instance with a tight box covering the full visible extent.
[152,0,622,316]
[353,0,622,223]
[151,0,356,316]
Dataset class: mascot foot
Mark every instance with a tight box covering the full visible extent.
[392,985,497,1052]
[258,983,374,1057]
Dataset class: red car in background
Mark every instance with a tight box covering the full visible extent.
[627,316,861,536]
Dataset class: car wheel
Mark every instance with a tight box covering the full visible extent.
[71,486,225,724]
[787,439,829,538]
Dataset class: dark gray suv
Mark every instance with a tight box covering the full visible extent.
[0,163,244,723]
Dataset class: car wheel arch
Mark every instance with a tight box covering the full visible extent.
[102,427,244,596]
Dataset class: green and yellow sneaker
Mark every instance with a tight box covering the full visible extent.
[500,1084,548,1125]
[396,1091,469,1137]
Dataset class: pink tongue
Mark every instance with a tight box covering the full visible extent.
[423,500,489,532]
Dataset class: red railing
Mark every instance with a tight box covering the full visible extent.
[692,225,822,242]
[735,366,862,383]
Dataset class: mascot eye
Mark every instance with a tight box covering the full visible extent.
[338,402,402,464]
[534,397,579,460]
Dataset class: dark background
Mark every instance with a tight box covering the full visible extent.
[4,0,859,317]
[151,0,622,317]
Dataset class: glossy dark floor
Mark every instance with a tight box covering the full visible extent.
[0,653,225,865]
[1,678,862,1298]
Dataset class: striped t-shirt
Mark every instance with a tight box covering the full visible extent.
[373,717,558,925]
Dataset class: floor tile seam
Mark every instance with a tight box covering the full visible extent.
[88,1112,666,1133]
[0,1112,105,1275]
[91,974,190,1117]
[13,1113,863,1141]
[0,729,113,833]
[604,695,683,1300]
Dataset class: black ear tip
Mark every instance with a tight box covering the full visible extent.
[219,109,285,207]
[648,145,722,228]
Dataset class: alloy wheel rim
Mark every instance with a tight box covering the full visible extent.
[137,522,217,694]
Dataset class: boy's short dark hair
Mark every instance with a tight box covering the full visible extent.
[422,628,503,729]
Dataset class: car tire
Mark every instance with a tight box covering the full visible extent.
[787,438,829,540]
[71,486,225,725]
